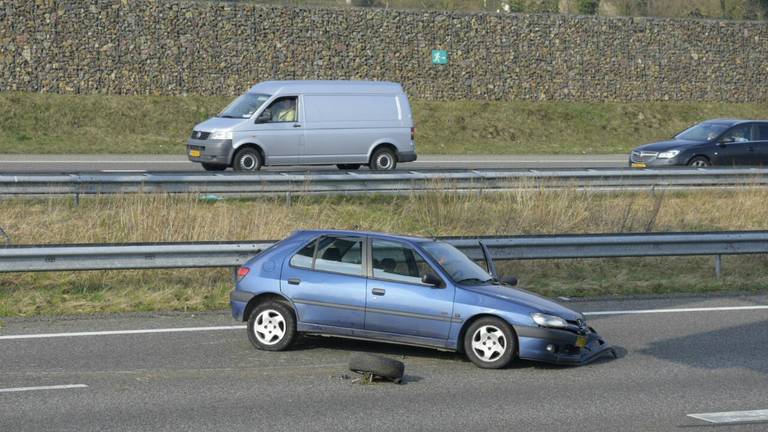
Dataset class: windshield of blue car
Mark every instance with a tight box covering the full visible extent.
[421,242,493,284]
[219,93,271,118]
[675,123,731,141]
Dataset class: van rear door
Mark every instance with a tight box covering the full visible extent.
[301,94,402,165]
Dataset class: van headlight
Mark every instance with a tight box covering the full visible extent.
[210,131,232,140]
[531,312,568,328]
[657,150,680,159]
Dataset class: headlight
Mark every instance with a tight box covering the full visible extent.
[531,312,568,328]
[657,150,680,159]
[210,130,232,140]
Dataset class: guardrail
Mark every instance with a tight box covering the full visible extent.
[2,168,768,198]
[2,231,767,277]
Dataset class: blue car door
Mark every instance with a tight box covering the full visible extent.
[364,239,454,340]
[281,235,367,329]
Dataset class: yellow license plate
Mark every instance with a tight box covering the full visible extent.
[631,162,646,168]
[189,149,201,157]
[575,336,588,348]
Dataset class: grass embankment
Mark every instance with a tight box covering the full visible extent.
[1,92,766,155]
[1,188,768,317]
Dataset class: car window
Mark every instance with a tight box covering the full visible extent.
[722,124,753,143]
[289,240,315,270]
[371,240,436,285]
[264,96,298,123]
[313,236,363,276]
[757,125,768,141]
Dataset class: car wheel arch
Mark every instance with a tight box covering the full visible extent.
[242,292,295,323]
[230,142,265,166]
[456,313,519,355]
[686,154,711,166]
[368,142,398,161]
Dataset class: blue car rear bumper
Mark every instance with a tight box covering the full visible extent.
[516,325,615,365]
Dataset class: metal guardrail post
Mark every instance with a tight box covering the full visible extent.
[714,255,722,279]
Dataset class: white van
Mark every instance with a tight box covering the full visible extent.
[187,80,416,171]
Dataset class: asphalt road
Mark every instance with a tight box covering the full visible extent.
[2,294,768,431]
[0,154,628,173]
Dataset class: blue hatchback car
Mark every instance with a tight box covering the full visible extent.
[230,230,614,369]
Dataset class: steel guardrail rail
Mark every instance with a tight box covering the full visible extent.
[1,231,766,273]
[1,168,768,197]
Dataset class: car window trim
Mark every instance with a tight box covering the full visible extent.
[366,237,445,288]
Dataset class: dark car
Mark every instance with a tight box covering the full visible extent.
[630,119,768,168]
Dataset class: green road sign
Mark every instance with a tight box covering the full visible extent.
[431,50,448,65]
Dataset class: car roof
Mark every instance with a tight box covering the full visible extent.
[247,80,404,96]
[294,229,433,243]
[703,119,768,125]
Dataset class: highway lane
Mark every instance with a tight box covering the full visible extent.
[1,294,768,431]
[0,154,628,173]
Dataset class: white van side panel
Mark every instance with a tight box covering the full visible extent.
[301,94,411,164]
[304,95,401,123]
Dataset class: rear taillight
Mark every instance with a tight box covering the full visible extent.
[237,267,250,281]
[410,127,415,141]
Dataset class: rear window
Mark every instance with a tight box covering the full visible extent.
[289,236,363,277]
[758,125,768,141]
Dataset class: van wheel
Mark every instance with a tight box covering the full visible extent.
[337,164,361,170]
[370,147,397,171]
[234,148,263,172]
[201,163,227,172]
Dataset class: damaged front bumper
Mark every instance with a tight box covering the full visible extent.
[515,325,616,366]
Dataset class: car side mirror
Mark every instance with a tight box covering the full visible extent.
[503,276,518,286]
[719,136,735,145]
[255,109,271,123]
[421,273,443,288]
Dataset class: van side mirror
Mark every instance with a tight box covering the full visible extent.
[255,109,271,123]
[503,276,518,286]
[421,273,443,288]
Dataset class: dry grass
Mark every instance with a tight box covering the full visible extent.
[2,187,768,316]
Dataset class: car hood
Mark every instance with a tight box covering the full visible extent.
[464,284,582,321]
[633,139,705,152]
[194,117,246,132]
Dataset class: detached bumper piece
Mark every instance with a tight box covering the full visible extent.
[516,325,616,366]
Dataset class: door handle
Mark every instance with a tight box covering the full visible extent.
[371,288,386,296]
[292,124,302,128]
[287,278,301,285]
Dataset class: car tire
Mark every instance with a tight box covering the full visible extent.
[687,156,711,167]
[463,317,516,369]
[247,300,297,351]
[201,163,227,172]
[369,147,397,171]
[233,147,263,172]
[336,164,361,170]
[349,353,405,383]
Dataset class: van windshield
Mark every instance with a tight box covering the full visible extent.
[218,93,271,119]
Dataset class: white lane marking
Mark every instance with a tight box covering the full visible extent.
[0,325,246,341]
[1,305,766,341]
[688,409,768,424]
[584,305,768,316]
[0,384,88,394]
[100,169,147,173]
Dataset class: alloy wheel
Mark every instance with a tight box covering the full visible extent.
[253,309,286,345]
[470,325,507,362]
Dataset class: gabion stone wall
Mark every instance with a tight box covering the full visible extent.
[2,0,767,101]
